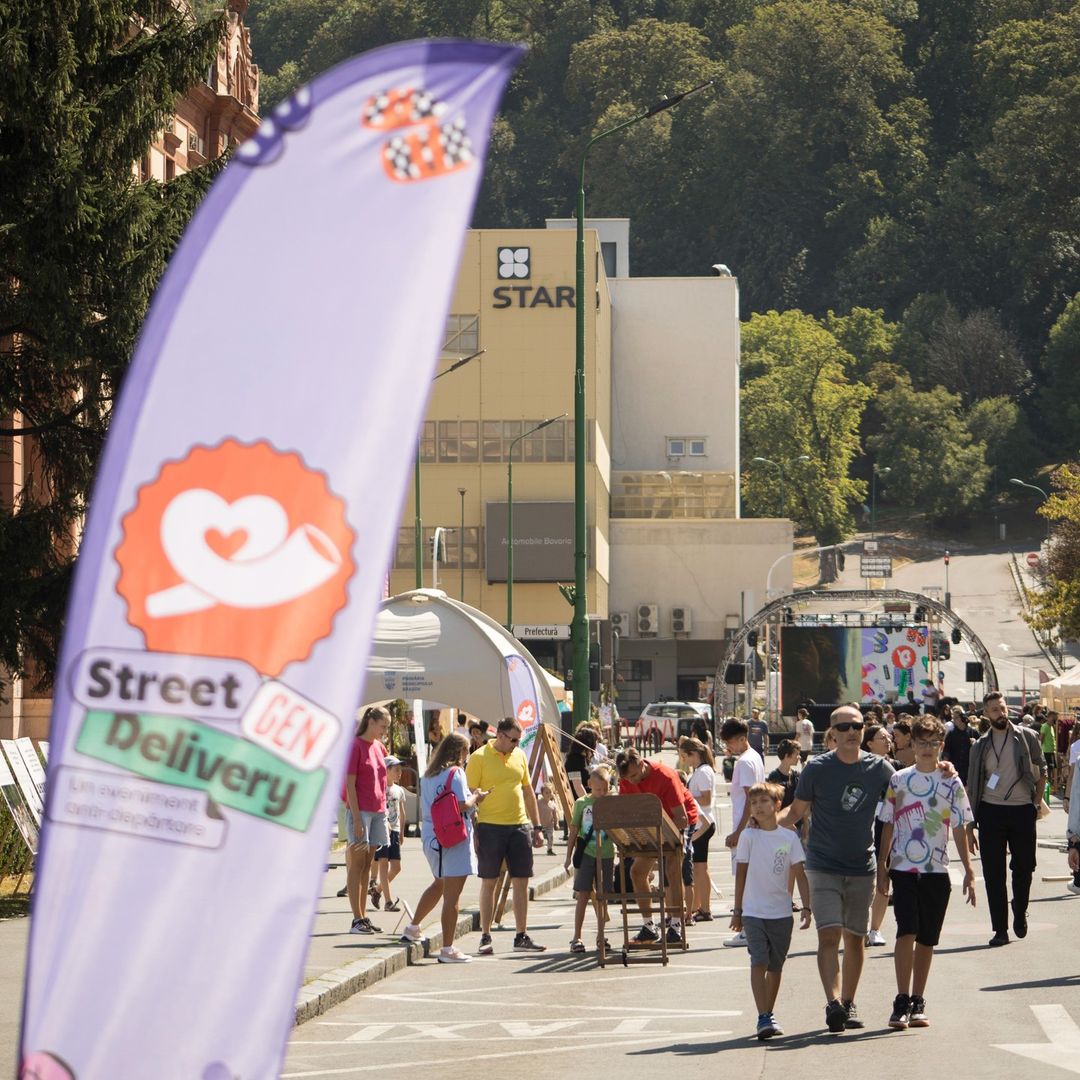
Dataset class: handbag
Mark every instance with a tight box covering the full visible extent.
[431,768,468,849]
[571,823,595,869]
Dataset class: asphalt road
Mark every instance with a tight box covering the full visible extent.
[283,805,1080,1080]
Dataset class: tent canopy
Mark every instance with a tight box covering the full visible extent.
[1040,665,1080,710]
[361,589,561,726]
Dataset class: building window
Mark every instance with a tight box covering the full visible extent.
[545,418,566,462]
[667,436,706,457]
[437,420,459,463]
[419,420,436,463]
[394,526,482,569]
[523,420,546,463]
[503,420,523,461]
[482,420,502,462]
[460,420,479,462]
[617,659,653,681]
[443,314,479,354]
[601,241,617,279]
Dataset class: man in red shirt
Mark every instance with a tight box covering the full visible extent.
[616,746,698,944]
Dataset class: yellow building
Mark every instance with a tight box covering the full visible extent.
[388,228,610,674]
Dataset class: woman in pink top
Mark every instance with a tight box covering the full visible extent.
[344,706,390,934]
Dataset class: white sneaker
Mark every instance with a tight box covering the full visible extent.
[866,929,887,946]
[399,923,425,944]
[1068,881,1080,896]
[437,946,472,963]
[722,931,748,948]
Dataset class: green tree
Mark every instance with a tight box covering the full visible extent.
[740,311,871,553]
[1040,291,1080,442]
[866,376,990,519]
[923,307,1030,406]
[0,2,224,688]
[1026,463,1080,641]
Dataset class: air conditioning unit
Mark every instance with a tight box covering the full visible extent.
[671,606,692,634]
[610,611,631,637]
[637,603,659,636]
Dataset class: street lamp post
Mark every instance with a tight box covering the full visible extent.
[507,415,566,629]
[871,465,891,539]
[571,79,713,726]
[413,348,486,588]
[1009,477,1051,541]
[458,487,466,601]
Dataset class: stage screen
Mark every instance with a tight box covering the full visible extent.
[780,625,930,715]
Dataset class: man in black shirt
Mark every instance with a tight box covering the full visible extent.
[942,706,978,785]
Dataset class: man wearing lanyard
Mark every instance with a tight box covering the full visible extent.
[967,690,1047,947]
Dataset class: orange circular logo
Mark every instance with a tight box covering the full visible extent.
[115,441,355,676]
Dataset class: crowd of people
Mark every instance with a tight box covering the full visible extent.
[337,692,1080,1036]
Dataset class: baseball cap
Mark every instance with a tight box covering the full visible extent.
[384,756,402,768]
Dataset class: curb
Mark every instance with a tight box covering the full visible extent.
[293,864,570,1025]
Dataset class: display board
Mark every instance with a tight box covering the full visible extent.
[780,625,931,714]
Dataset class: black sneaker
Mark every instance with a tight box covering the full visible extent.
[693,909,714,922]
[349,917,374,935]
[478,933,494,956]
[634,922,660,944]
[988,931,1010,947]
[1013,910,1028,938]
[364,916,382,933]
[888,993,911,1030]
[666,923,684,944]
[825,999,847,1034]
[843,1000,865,1029]
[369,883,381,910]
[908,995,929,1027]
[513,932,547,952]
[336,886,348,898]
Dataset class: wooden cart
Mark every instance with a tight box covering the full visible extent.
[591,793,688,967]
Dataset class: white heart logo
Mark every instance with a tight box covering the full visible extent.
[145,489,342,617]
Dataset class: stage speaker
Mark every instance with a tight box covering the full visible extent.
[965,662,984,682]
[724,663,747,685]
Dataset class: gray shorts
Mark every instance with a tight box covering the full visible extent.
[743,915,794,972]
[805,869,875,935]
[345,808,389,849]
[573,853,614,895]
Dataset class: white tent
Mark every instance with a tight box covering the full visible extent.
[361,589,562,726]
[1039,665,1080,711]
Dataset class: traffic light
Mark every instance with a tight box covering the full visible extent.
[944,551,950,565]
[951,627,962,645]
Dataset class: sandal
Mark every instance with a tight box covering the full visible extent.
[596,937,611,950]
[384,900,401,912]
[570,939,586,953]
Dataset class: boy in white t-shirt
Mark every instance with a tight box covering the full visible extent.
[731,782,811,1040]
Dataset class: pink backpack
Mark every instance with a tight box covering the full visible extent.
[431,768,468,848]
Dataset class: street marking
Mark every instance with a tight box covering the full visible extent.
[320,1005,739,1023]
[995,1004,1080,1073]
[283,1031,734,1076]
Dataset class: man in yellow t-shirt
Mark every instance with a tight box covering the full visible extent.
[466,717,546,955]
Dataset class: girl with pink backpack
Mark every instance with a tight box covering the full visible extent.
[400,732,488,962]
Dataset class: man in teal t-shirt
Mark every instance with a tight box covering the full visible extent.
[564,765,616,952]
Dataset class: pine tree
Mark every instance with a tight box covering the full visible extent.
[0,2,225,689]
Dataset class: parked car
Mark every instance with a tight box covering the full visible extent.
[636,701,713,750]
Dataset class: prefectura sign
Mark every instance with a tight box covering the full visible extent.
[20,40,522,1080]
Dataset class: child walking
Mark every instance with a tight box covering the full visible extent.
[564,765,616,953]
[877,715,976,1030]
[371,757,407,911]
[731,782,811,1040]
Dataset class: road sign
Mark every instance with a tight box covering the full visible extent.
[513,624,570,639]
[863,540,879,553]
[860,556,893,578]
[1027,552,1041,567]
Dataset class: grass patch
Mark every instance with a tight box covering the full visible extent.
[0,874,32,919]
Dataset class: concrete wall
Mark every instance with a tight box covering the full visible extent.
[609,277,740,485]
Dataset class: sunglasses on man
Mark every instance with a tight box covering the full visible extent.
[833,721,864,732]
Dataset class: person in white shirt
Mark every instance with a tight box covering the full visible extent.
[722,717,765,947]
[730,782,811,1040]
[795,708,815,762]
[680,735,718,921]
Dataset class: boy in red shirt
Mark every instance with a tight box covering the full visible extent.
[616,746,698,944]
